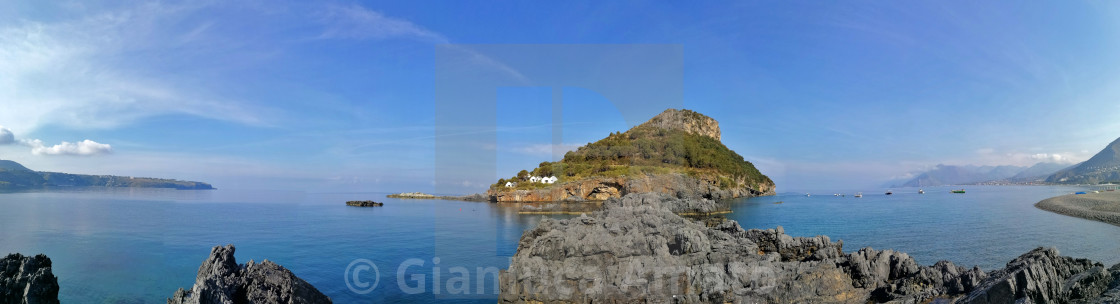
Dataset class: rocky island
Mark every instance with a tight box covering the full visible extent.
[500,193,1120,303]
[346,200,384,207]
[487,109,775,202]
[0,160,213,191]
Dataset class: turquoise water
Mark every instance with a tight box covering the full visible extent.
[1,185,1118,303]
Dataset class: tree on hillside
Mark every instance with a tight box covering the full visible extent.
[517,170,530,181]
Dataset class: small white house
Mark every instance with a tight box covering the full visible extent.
[542,176,558,184]
[529,176,541,183]
[505,182,516,187]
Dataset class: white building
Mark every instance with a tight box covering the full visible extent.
[505,182,516,187]
[542,176,558,184]
[529,176,541,183]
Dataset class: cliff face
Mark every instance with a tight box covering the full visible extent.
[490,173,775,202]
[640,109,721,141]
[499,193,1120,303]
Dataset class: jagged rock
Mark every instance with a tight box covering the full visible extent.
[168,245,331,304]
[500,193,1120,303]
[958,247,1113,304]
[0,253,59,304]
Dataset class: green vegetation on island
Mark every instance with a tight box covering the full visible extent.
[491,109,772,193]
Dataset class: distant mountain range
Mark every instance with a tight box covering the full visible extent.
[893,162,1068,187]
[1046,136,1120,184]
[0,159,213,191]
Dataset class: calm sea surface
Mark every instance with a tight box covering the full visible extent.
[1,185,1118,303]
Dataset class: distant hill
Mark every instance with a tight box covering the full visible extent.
[1046,137,1120,184]
[0,160,31,171]
[486,109,774,202]
[895,162,1067,187]
[0,160,213,191]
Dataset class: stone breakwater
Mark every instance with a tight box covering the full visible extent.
[499,193,1120,303]
[168,244,331,304]
[0,253,59,304]
[1036,191,1120,227]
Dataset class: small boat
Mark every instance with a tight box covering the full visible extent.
[918,189,925,194]
[1075,191,1087,195]
[773,201,784,204]
[885,190,893,195]
[806,193,811,197]
[951,189,966,194]
[854,192,863,198]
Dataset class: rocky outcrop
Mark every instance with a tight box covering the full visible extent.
[499,193,1120,303]
[168,245,331,304]
[958,247,1117,304]
[0,253,59,304]
[641,109,721,141]
[490,173,775,202]
[345,200,383,207]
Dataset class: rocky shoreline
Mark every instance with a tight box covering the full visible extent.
[500,193,1120,303]
[489,173,775,203]
[1036,191,1120,227]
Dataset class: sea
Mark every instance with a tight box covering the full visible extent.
[1,185,1118,303]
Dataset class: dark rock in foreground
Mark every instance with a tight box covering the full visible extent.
[500,193,1120,303]
[0,253,59,304]
[168,245,331,304]
[345,200,383,207]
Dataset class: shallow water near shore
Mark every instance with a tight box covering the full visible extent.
[731,185,1120,271]
[1,185,1118,303]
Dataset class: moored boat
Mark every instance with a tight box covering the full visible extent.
[951,189,966,194]
[854,192,863,197]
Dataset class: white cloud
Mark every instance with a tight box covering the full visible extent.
[1030,153,1065,163]
[0,126,13,144]
[23,139,112,156]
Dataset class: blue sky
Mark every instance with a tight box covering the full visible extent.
[2,1,1120,193]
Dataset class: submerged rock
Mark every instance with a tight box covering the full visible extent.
[499,193,1120,303]
[0,253,59,304]
[168,245,331,304]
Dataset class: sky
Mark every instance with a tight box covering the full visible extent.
[2,1,1120,193]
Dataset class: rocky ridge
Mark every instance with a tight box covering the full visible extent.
[168,245,331,304]
[499,193,1120,303]
[0,253,59,304]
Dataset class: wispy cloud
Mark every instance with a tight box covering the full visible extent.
[514,143,583,157]
[315,4,448,43]
[0,2,274,133]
